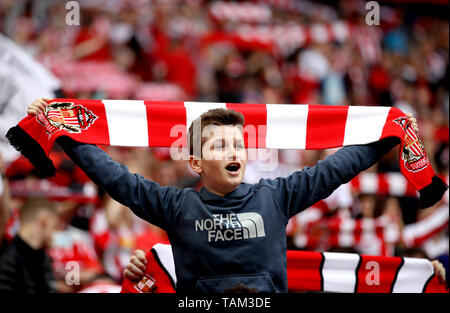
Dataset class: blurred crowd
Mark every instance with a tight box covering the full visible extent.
[0,0,448,292]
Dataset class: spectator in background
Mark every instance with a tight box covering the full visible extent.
[0,198,59,292]
[48,200,105,293]
[72,9,111,62]
[215,50,246,103]
[400,246,447,284]
[0,153,12,253]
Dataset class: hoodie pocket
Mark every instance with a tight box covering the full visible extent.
[194,272,276,293]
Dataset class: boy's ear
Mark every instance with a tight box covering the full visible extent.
[188,156,203,175]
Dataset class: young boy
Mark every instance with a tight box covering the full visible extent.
[28,99,416,293]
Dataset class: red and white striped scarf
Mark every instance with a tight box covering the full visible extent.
[350,172,419,198]
[402,205,449,248]
[287,209,400,256]
[287,204,448,256]
[6,99,447,208]
[119,244,448,293]
[287,250,448,293]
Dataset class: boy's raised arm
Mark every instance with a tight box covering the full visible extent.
[265,137,400,220]
[56,136,182,230]
[27,98,182,230]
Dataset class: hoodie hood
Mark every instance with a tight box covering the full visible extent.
[199,183,253,207]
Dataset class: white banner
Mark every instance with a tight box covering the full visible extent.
[0,33,60,162]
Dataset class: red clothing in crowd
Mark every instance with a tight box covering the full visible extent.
[74,27,111,61]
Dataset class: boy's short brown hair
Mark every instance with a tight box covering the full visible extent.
[188,108,245,157]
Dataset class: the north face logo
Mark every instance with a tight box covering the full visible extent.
[194,213,266,242]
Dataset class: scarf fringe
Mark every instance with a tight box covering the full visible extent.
[5,125,56,177]
[419,175,449,209]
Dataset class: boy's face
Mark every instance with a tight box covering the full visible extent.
[189,125,247,196]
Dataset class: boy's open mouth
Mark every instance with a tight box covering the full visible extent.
[225,162,241,175]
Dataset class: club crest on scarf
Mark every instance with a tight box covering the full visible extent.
[133,274,157,293]
[394,116,429,172]
[36,102,97,135]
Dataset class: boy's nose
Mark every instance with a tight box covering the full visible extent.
[225,147,238,160]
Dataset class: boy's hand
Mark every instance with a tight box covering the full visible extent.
[431,260,446,283]
[406,112,419,133]
[123,249,147,280]
[27,98,52,116]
